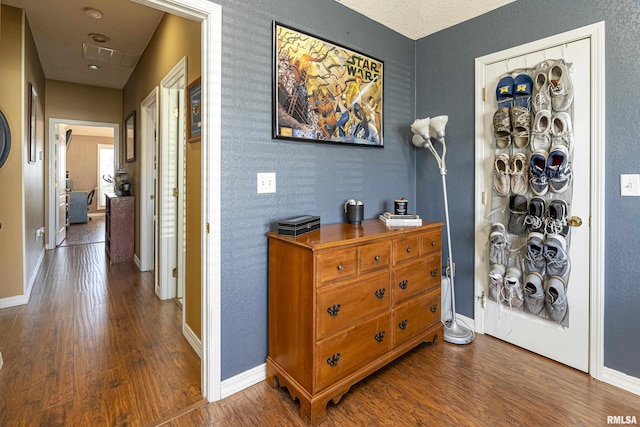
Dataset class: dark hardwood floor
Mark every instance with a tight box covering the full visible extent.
[1,242,639,426]
[0,242,202,426]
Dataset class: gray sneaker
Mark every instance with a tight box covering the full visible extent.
[525,232,546,275]
[524,197,545,233]
[489,223,509,266]
[544,233,571,279]
[546,276,568,323]
[545,199,569,236]
[503,267,524,308]
[524,272,545,315]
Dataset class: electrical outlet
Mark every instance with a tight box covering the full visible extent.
[257,172,276,194]
[620,174,640,196]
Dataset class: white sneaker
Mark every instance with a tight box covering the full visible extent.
[532,60,552,113]
[550,112,574,153]
[503,267,524,308]
[549,60,574,111]
[531,110,551,152]
[510,153,528,195]
[489,263,506,302]
[493,153,511,197]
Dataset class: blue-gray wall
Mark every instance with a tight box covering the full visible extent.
[217,0,416,379]
[415,0,640,378]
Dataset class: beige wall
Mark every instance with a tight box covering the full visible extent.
[66,135,114,213]
[122,13,202,338]
[0,5,25,299]
[23,15,47,287]
[45,80,122,125]
[0,5,45,300]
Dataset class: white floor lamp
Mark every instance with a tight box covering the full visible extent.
[411,116,474,345]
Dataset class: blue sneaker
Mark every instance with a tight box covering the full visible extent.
[547,145,572,193]
[529,150,549,196]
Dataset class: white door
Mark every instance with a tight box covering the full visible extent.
[55,126,67,246]
[475,39,591,371]
[158,58,186,302]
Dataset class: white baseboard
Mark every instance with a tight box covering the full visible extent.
[183,323,202,359]
[603,367,640,396]
[0,248,44,309]
[221,363,266,399]
[134,254,141,270]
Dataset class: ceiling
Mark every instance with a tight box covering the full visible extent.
[2,0,514,90]
[3,0,164,89]
[335,0,516,40]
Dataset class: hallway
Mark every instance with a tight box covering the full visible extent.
[0,243,202,426]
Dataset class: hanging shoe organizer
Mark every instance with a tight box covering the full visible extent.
[487,59,575,327]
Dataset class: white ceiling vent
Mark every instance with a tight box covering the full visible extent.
[82,43,140,68]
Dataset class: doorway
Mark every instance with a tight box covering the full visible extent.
[47,119,119,250]
[473,22,605,377]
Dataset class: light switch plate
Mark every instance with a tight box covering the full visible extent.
[257,172,276,194]
[620,174,640,196]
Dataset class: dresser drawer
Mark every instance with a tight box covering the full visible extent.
[315,313,390,392]
[392,235,421,265]
[392,289,441,347]
[316,247,357,285]
[391,255,440,305]
[420,229,442,256]
[358,241,391,274]
[316,270,390,340]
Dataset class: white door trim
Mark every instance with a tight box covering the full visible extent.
[140,87,159,273]
[132,0,222,402]
[47,118,120,250]
[473,22,605,379]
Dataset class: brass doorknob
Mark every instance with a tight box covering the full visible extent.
[568,216,583,227]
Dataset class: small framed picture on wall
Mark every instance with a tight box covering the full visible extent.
[187,77,201,143]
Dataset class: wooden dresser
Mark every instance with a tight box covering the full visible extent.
[266,219,444,424]
[105,194,134,264]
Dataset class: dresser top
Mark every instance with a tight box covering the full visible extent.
[267,218,443,250]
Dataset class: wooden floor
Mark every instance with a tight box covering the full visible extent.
[2,243,639,426]
[160,342,640,426]
[61,214,106,247]
[0,243,202,426]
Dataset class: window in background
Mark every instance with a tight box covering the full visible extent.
[97,144,115,210]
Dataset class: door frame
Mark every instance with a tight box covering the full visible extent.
[158,57,186,303]
[47,118,120,250]
[139,87,159,273]
[132,0,222,402]
[473,22,605,379]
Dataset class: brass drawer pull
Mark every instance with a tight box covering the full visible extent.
[326,353,341,366]
[374,255,381,262]
[430,268,438,277]
[406,247,412,253]
[374,331,386,342]
[375,288,386,299]
[337,264,344,271]
[398,280,408,290]
[327,304,341,317]
[430,304,438,313]
[398,319,408,330]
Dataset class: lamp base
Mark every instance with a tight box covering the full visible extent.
[443,320,474,345]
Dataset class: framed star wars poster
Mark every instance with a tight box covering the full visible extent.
[273,22,384,147]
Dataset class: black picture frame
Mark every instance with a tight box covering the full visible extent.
[125,111,136,163]
[273,22,384,147]
[28,83,37,164]
[187,77,201,143]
